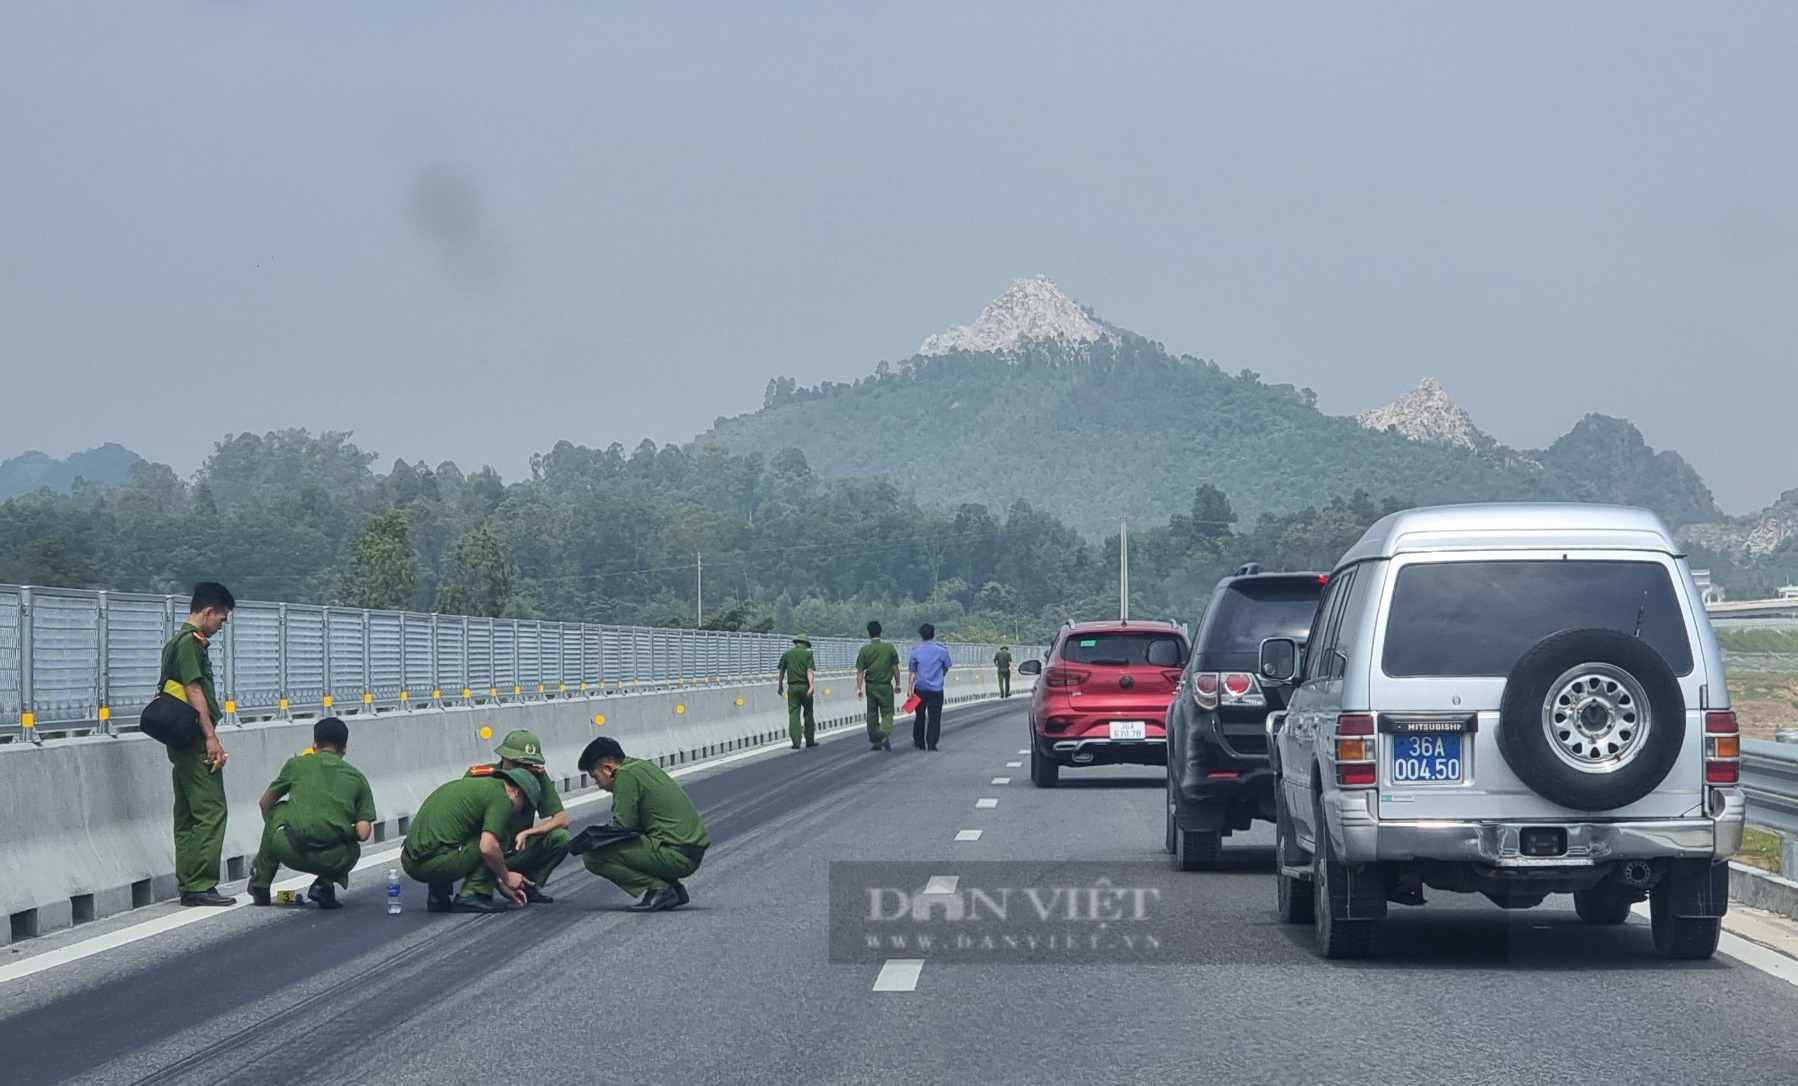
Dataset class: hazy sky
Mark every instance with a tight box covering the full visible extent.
[3,2,1795,513]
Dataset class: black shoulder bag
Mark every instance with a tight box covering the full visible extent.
[138,634,202,748]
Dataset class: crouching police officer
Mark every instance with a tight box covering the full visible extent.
[465,729,569,904]
[572,737,709,912]
[247,717,376,909]
[402,766,541,913]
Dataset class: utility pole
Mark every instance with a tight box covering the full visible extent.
[1119,518,1129,622]
[696,551,704,628]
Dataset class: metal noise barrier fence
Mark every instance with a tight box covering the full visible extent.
[0,584,1043,743]
[1742,738,1798,837]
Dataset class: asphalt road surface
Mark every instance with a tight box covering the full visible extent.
[6,697,1798,1086]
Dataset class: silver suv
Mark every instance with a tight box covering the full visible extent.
[1260,503,1744,960]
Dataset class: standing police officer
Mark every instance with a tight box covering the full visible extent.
[777,634,818,750]
[247,716,376,909]
[465,729,569,904]
[856,621,900,751]
[163,581,236,907]
[994,645,1013,698]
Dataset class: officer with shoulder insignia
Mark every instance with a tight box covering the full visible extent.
[402,766,541,913]
[465,729,569,904]
[247,716,376,909]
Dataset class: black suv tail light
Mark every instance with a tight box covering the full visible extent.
[1191,671,1265,710]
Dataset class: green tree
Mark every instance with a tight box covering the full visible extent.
[338,511,419,610]
[434,523,517,617]
[0,534,104,588]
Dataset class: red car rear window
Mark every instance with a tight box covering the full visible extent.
[1059,632,1187,667]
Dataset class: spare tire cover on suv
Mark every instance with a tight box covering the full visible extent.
[1496,628,1686,812]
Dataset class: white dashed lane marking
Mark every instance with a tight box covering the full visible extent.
[992,777,1011,784]
[873,959,924,992]
[1005,761,1022,768]
[975,798,999,809]
[923,875,960,894]
[954,829,983,842]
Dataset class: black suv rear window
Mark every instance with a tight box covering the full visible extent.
[1060,632,1188,667]
[1382,559,1694,678]
[1198,579,1325,663]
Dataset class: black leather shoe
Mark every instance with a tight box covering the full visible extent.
[310,880,342,909]
[791,742,801,749]
[524,884,554,905]
[625,885,681,912]
[451,893,508,913]
[882,738,891,750]
[248,884,272,907]
[928,746,940,751]
[426,885,455,913]
[670,881,690,907]
[180,889,236,907]
[870,742,882,751]
[806,741,819,748]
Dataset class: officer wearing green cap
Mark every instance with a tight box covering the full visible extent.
[247,716,376,910]
[856,620,900,751]
[777,634,818,750]
[402,766,540,912]
[463,728,569,904]
[994,645,1013,698]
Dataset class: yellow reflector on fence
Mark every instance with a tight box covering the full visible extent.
[98,706,111,721]
[322,695,333,708]
[21,713,34,729]
[593,714,606,726]
[479,726,493,740]
[675,705,686,714]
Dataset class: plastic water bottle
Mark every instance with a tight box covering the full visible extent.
[387,867,402,914]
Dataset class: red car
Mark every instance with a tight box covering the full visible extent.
[1017,620,1190,787]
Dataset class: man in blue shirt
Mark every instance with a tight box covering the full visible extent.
[907,623,955,751]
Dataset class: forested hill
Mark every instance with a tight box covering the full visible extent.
[700,335,1718,538]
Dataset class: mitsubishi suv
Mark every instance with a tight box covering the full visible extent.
[1165,564,1327,870]
[1018,620,1189,787]
[1261,503,1744,960]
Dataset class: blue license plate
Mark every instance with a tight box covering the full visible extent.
[1388,733,1464,783]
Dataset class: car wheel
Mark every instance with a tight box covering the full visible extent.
[1496,628,1685,811]
[1572,883,1635,925]
[1173,826,1220,872]
[1649,881,1721,960]
[1312,800,1373,959]
[1274,791,1314,925]
[1030,741,1059,788]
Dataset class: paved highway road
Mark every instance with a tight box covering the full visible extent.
[6,698,1798,1086]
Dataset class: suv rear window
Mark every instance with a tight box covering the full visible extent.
[1382,559,1694,678]
[1198,579,1325,664]
[1060,632,1188,667]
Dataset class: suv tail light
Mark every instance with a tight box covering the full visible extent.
[1044,666,1090,688]
[1705,710,1739,784]
[1190,671,1265,711]
[1335,713,1376,788]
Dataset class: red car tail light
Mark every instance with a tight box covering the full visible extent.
[1705,710,1739,784]
[1044,666,1090,687]
[1334,713,1376,788]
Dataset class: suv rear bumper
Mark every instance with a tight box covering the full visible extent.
[1328,787,1747,866]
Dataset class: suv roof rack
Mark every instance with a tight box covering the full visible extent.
[1234,562,1263,577]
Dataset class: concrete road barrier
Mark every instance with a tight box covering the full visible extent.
[0,667,1027,944]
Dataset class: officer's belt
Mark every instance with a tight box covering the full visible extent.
[279,823,348,852]
[669,843,706,862]
[404,842,457,864]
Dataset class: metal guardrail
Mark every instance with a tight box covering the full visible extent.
[1742,738,1798,837]
[0,584,1041,743]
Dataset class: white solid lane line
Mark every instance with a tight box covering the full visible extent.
[975,798,999,809]
[954,829,983,842]
[873,958,924,992]
[922,876,960,895]
[992,777,1011,785]
[1627,902,1798,988]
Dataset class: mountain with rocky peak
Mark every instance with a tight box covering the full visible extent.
[919,275,1121,357]
[1356,378,1499,455]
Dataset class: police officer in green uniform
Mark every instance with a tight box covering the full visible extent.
[402,767,540,913]
[777,634,818,749]
[573,736,709,912]
[994,645,1013,698]
[464,729,569,904]
[856,620,901,751]
[246,716,376,909]
[163,581,237,907]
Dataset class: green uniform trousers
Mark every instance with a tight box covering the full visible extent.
[864,683,895,742]
[582,837,704,898]
[251,818,361,889]
[168,741,228,893]
[402,839,498,897]
[787,685,816,746]
[998,670,1011,698]
[507,826,571,886]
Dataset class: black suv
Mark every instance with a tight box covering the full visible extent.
[1164,564,1326,870]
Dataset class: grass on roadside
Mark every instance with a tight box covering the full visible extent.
[1726,671,1798,740]
[1716,628,1798,654]
[1739,827,1783,873]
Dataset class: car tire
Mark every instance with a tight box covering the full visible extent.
[1572,884,1635,925]
[1312,800,1374,959]
[1174,827,1220,872]
[1274,792,1314,925]
[1496,628,1686,812]
[1649,882,1721,960]
[1163,781,1177,854]
[1030,741,1059,788]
